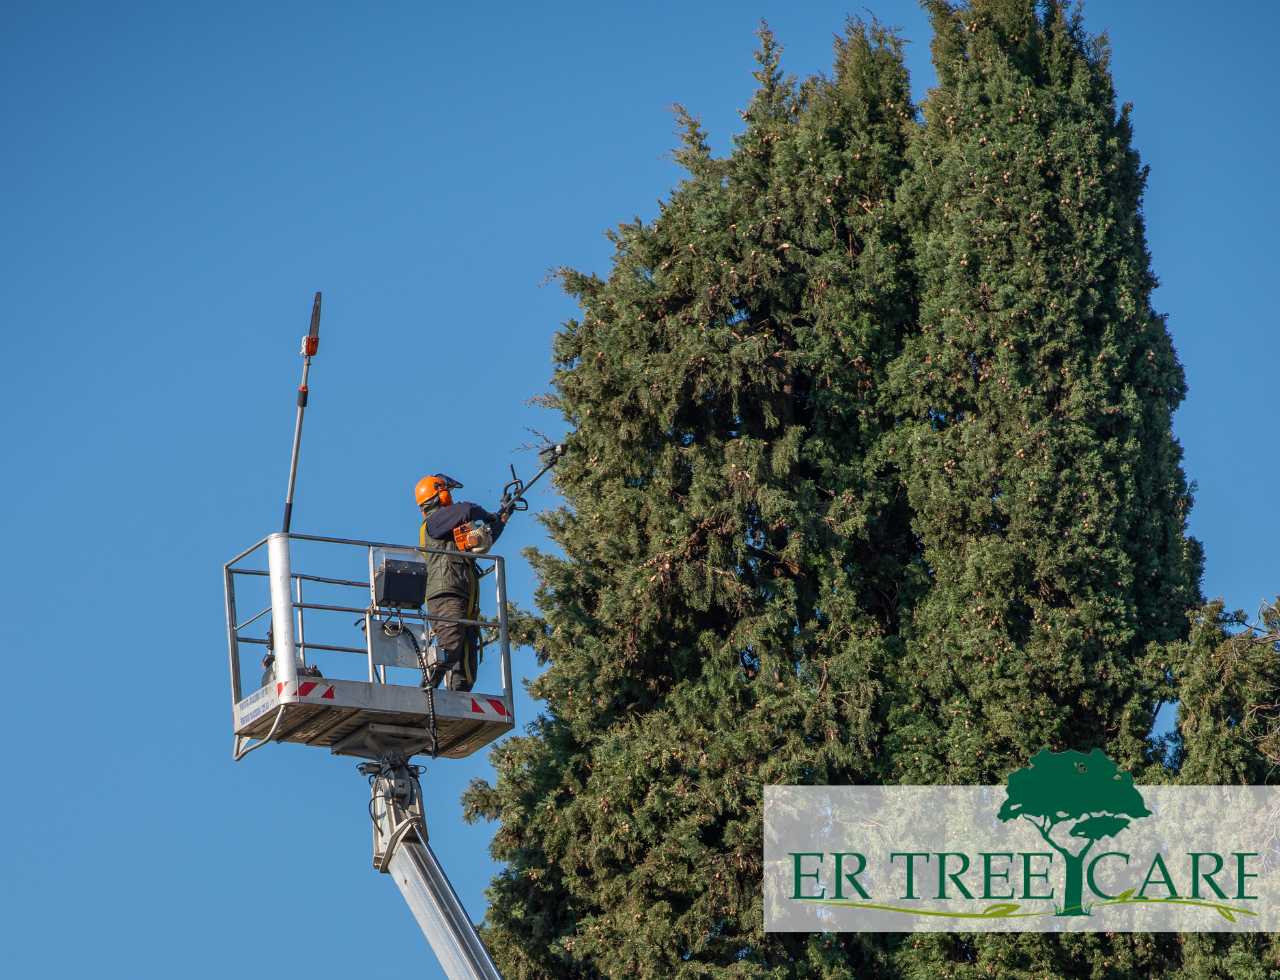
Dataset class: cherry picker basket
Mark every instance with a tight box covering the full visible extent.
[224,532,515,762]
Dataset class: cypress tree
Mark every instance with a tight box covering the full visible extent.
[463,22,917,977]
[463,4,1275,977]
[884,0,1201,786]
[884,3,1219,977]
[1169,599,1280,783]
[1162,599,1280,976]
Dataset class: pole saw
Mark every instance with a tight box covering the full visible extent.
[443,444,565,556]
[264,291,323,683]
[498,443,565,521]
[282,291,322,532]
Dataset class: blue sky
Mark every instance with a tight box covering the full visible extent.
[2,2,1276,977]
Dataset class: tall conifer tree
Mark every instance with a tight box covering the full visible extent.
[1168,600,1280,784]
[1161,599,1280,976]
[464,22,917,977]
[884,0,1200,785]
[465,4,1276,977]
[884,3,1214,976]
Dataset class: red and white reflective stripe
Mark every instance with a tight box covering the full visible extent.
[275,680,336,700]
[468,696,510,718]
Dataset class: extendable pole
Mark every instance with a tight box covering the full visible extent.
[283,291,322,532]
[498,444,564,518]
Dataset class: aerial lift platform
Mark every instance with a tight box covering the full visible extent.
[225,292,524,980]
[225,531,510,979]
[226,532,514,761]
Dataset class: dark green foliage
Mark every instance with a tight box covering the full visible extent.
[884,0,1201,785]
[462,3,1278,977]
[1166,599,1280,784]
[464,20,918,977]
[876,2,1262,974]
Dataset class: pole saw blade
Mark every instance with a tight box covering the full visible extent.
[304,290,322,356]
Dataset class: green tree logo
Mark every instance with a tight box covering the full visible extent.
[999,748,1151,916]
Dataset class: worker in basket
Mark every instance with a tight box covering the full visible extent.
[414,473,508,692]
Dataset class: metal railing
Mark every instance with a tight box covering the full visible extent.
[224,531,512,712]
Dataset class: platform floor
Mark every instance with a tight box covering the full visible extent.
[233,677,513,760]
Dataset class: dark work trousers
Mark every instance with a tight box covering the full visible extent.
[426,593,477,691]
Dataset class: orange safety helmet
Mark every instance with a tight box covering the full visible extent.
[414,473,461,509]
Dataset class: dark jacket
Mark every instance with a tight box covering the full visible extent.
[419,501,505,600]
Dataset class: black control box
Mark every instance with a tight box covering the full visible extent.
[374,552,427,608]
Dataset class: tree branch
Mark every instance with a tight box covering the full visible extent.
[1026,816,1069,858]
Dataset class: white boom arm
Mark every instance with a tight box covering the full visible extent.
[390,833,502,980]
[363,758,502,980]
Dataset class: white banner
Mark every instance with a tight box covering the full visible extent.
[765,760,1280,932]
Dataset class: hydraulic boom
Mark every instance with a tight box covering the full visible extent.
[361,756,502,980]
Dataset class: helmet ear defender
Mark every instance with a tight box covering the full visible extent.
[414,473,464,509]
